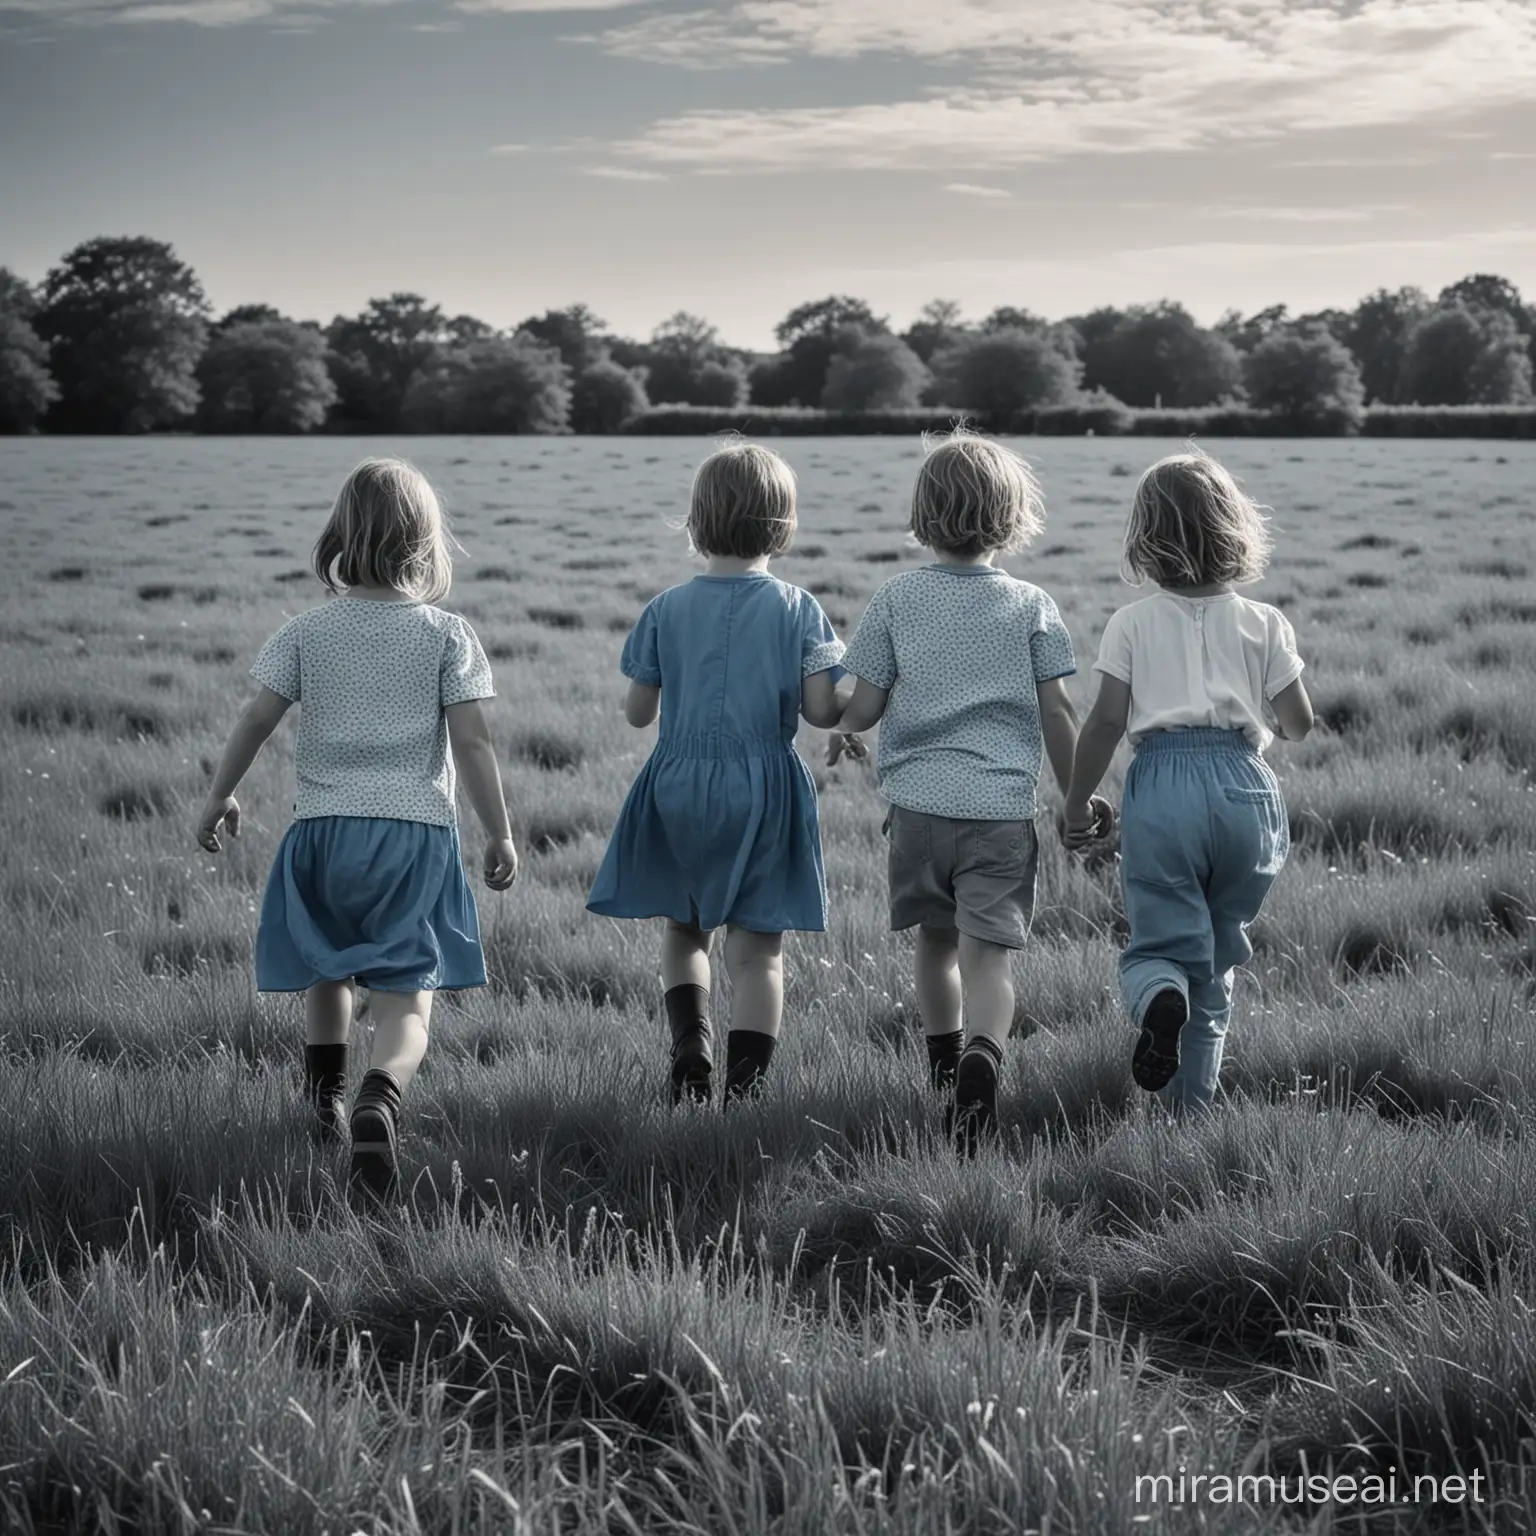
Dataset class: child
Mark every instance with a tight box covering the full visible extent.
[195,457,518,1198]
[1062,449,1313,1113]
[587,441,848,1106]
[833,428,1109,1152]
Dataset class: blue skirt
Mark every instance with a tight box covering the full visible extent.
[256,815,485,993]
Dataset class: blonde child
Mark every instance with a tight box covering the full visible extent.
[833,428,1110,1152]
[587,442,849,1106]
[1063,449,1313,1112]
[195,458,518,1198]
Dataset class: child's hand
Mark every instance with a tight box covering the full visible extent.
[826,732,868,768]
[1088,794,1116,841]
[484,836,519,891]
[1060,795,1116,850]
[196,795,240,853]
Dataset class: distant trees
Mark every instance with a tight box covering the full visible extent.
[763,296,887,407]
[400,334,570,433]
[900,299,965,365]
[570,357,648,432]
[516,304,608,372]
[195,319,337,433]
[1398,303,1534,405]
[930,327,1081,416]
[642,312,748,406]
[35,237,208,432]
[1243,322,1366,431]
[0,269,57,433]
[325,293,454,431]
[821,327,930,411]
[1075,302,1243,407]
[1345,287,1428,404]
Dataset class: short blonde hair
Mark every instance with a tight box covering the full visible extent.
[909,427,1044,556]
[686,440,797,559]
[1122,449,1272,588]
[312,458,453,602]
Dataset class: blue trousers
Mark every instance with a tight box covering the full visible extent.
[1119,729,1289,1112]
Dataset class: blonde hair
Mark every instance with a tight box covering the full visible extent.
[686,440,797,559]
[1122,448,1272,588]
[312,458,453,602]
[909,427,1044,556]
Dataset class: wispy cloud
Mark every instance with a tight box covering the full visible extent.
[944,182,1012,200]
[4,0,652,24]
[1201,203,1413,223]
[584,164,668,180]
[583,0,1536,173]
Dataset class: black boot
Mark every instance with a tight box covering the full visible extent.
[724,1029,776,1106]
[925,1029,964,1092]
[349,1068,403,1201]
[665,984,713,1105]
[952,1037,1003,1158]
[304,1044,347,1143]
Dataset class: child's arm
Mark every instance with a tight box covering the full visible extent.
[1063,675,1130,843]
[1036,676,1080,796]
[446,700,518,890]
[196,685,292,852]
[1270,678,1313,742]
[822,677,886,764]
[623,682,660,729]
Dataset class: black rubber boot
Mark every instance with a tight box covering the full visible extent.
[665,984,713,1105]
[1132,989,1188,1092]
[925,1029,964,1092]
[348,1068,403,1201]
[304,1043,347,1143]
[952,1036,1003,1158]
[724,1029,776,1106]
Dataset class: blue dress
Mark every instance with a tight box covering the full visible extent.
[587,573,845,934]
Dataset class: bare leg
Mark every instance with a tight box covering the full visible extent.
[661,919,713,991]
[958,934,1013,1054]
[364,990,434,1092]
[304,979,354,1046]
[722,927,784,1102]
[914,925,962,1035]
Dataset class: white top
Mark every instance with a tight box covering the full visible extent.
[251,596,495,826]
[1092,589,1303,751]
[842,565,1076,819]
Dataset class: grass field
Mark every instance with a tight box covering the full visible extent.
[1,433,1534,1534]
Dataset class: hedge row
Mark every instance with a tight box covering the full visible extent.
[622,403,1536,439]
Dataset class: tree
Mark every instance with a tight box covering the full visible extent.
[1398,303,1533,404]
[215,303,286,332]
[0,269,58,433]
[34,237,208,432]
[1216,304,1290,355]
[325,293,453,430]
[1345,287,1428,404]
[643,311,748,405]
[1076,302,1242,408]
[821,327,930,412]
[1438,274,1528,329]
[1243,322,1365,430]
[770,296,888,406]
[400,335,570,433]
[517,304,607,371]
[930,327,1081,416]
[194,319,337,432]
[570,356,648,432]
[901,299,966,364]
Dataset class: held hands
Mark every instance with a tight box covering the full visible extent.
[196,795,240,853]
[826,732,869,768]
[483,836,519,891]
[1060,794,1116,851]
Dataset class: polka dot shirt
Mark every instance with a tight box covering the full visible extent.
[251,596,495,827]
[842,565,1076,820]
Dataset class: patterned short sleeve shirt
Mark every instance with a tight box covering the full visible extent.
[842,565,1075,820]
[250,596,495,826]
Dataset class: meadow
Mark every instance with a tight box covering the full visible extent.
[0,432,1533,1534]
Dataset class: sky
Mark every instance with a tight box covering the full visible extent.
[2,0,1535,351]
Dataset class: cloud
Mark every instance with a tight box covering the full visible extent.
[1201,204,1413,223]
[3,0,652,23]
[583,165,668,179]
[944,182,1012,200]
[583,0,1536,173]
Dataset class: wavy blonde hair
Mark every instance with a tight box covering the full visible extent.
[1122,448,1272,588]
[312,458,453,602]
[909,427,1045,556]
[686,440,798,559]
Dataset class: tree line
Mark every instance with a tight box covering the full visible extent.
[2,236,1533,436]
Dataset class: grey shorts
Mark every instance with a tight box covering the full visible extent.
[884,805,1039,949]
